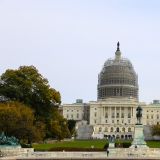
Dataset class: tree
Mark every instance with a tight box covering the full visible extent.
[0,101,45,144]
[0,66,61,118]
[0,66,71,141]
[67,120,76,136]
[152,124,160,136]
[49,108,71,140]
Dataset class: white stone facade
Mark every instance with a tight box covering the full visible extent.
[90,98,138,139]
[61,99,160,139]
[62,103,84,121]
[143,103,160,125]
[60,43,160,139]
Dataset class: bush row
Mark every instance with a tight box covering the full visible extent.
[49,147,104,151]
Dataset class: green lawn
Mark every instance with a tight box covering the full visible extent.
[147,141,160,148]
[32,140,160,151]
[33,140,107,150]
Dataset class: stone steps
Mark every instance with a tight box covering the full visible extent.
[77,125,93,139]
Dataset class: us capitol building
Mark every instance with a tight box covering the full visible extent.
[61,42,160,140]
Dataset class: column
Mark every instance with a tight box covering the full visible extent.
[109,107,112,124]
[120,106,121,123]
[115,106,116,123]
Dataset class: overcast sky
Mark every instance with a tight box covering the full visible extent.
[0,0,160,104]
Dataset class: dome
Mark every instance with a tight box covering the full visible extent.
[97,42,138,100]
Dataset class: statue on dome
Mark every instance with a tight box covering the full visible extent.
[117,41,120,51]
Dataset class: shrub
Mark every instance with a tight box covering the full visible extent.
[48,147,104,151]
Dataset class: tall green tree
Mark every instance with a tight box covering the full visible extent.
[0,101,45,144]
[67,120,76,136]
[48,108,71,140]
[152,124,160,136]
[0,66,61,118]
[0,66,71,141]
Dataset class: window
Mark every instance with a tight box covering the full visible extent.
[105,127,108,132]
[112,113,115,118]
[128,120,130,124]
[110,127,113,132]
[122,127,125,132]
[128,128,131,132]
[71,114,73,118]
[94,120,96,124]
[112,120,114,123]
[106,120,108,123]
[94,112,97,117]
[128,113,131,118]
[157,115,159,119]
[151,115,153,119]
[99,127,102,132]
[117,120,119,124]
[105,112,108,118]
[147,115,149,119]
[67,114,69,118]
[116,113,119,118]
[121,113,124,118]
[77,113,79,118]
[116,127,119,132]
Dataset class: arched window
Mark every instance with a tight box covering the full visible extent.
[116,127,119,132]
[122,127,125,132]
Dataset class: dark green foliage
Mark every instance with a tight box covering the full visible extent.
[0,102,45,144]
[48,108,71,140]
[104,141,131,149]
[152,124,160,136]
[48,147,104,151]
[115,141,131,148]
[67,120,76,136]
[0,66,61,118]
[103,143,109,149]
[0,66,70,142]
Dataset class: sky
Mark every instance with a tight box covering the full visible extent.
[0,0,160,104]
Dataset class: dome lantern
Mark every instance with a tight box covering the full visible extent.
[97,43,138,101]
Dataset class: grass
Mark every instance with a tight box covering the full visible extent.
[32,140,160,151]
[33,140,107,151]
[146,141,160,148]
